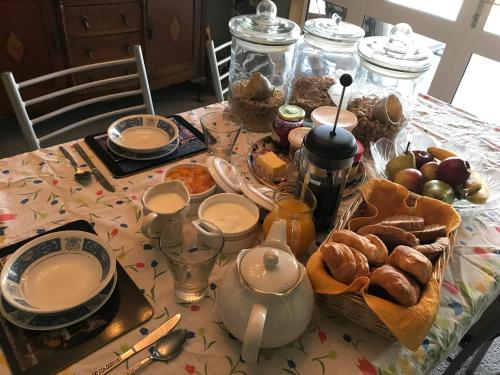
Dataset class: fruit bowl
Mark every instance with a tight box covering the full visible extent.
[370,138,499,214]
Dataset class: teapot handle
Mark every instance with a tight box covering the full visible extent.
[241,304,267,363]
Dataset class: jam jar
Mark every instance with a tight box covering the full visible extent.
[271,105,305,150]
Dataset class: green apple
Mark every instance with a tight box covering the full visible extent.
[421,180,456,204]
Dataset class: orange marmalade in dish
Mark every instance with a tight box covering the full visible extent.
[166,165,215,194]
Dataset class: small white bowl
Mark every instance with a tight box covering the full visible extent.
[311,106,358,132]
[198,193,259,254]
[164,162,217,215]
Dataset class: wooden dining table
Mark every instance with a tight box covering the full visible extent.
[0,96,498,375]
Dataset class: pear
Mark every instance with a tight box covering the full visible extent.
[466,181,489,204]
[385,142,416,181]
[455,170,483,199]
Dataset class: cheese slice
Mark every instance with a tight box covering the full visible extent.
[256,151,287,176]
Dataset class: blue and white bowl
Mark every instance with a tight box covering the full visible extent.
[0,271,117,330]
[0,231,116,314]
[108,114,179,154]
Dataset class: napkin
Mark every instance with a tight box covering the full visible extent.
[306,178,461,351]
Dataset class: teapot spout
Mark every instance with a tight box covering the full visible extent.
[263,219,293,255]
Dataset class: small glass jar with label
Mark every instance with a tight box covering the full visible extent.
[271,105,305,150]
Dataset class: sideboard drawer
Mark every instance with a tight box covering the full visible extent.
[65,3,142,38]
[69,32,143,66]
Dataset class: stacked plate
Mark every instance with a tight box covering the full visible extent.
[0,231,117,330]
[107,114,180,160]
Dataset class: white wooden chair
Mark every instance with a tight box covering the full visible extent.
[1,45,154,151]
[206,39,231,102]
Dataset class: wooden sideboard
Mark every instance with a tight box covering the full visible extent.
[0,0,203,115]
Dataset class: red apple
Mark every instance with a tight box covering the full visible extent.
[413,150,434,169]
[437,157,471,187]
[393,168,425,194]
[420,161,440,181]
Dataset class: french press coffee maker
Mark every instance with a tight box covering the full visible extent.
[297,125,357,232]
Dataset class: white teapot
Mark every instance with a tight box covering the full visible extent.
[217,219,315,362]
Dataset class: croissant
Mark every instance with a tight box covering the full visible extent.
[415,237,449,260]
[357,224,419,249]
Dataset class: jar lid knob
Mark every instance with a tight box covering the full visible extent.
[331,13,342,28]
[256,0,277,23]
[385,23,413,54]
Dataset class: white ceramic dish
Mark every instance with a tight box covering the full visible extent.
[0,231,116,314]
[108,114,179,154]
[311,106,358,132]
[164,162,217,215]
[0,272,117,331]
[198,193,259,254]
[107,137,179,161]
[206,156,242,194]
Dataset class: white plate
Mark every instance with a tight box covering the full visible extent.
[0,272,117,331]
[0,231,116,314]
[108,114,179,154]
[107,137,179,161]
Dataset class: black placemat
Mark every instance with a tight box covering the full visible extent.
[85,115,207,178]
[0,221,154,375]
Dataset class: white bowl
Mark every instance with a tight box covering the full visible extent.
[311,106,358,132]
[164,162,217,215]
[0,231,116,314]
[198,193,259,254]
[108,114,179,154]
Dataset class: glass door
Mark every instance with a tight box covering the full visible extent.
[305,0,500,123]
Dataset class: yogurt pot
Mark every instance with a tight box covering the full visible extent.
[164,163,217,216]
[198,193,259,254]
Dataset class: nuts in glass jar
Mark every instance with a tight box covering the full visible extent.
[348,96,404,148]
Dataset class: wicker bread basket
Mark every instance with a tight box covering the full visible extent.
[316,192,457,340]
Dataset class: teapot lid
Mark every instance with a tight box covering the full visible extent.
[239,246,299,293]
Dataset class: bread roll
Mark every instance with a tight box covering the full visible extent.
[388,245,433,284]
[378,215,425,231]
[363,234,388,266]
[415,237,449,260]
[320,242,356,285]
[357,224,419,249]
[351,248,370,279]
[369,265,421,307]
[411,224,447,243]
[329,230,381,266]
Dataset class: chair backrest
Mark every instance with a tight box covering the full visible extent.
[1,45,154,151]
[206,39,231,102]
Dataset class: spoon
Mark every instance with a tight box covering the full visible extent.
[59,146,92,182]
[123,328,188,375]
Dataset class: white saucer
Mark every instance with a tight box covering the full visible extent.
[107,137,179,161]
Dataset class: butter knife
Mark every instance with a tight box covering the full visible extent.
[74,143,115,192]
[91,313,181,375]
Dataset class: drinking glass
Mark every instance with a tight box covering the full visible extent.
[262,181,317,258]
[160,219,224,302]
[200,112,242,161]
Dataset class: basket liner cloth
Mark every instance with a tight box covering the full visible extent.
[306,178,461,350]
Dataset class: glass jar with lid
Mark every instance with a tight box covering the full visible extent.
[228,0,300,133]
[348,23,433,148]
[289,14,365,117]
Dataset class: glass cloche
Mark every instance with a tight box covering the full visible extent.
[228,0,300,132]
[347,23,433,148]
[289,14,365,117]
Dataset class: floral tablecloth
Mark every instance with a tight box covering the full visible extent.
[0,97,499,375]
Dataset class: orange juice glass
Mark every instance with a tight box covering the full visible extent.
[263,181,317,258]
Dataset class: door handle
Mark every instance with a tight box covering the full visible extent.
[122,14,131,26]
[86,48,94,60]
